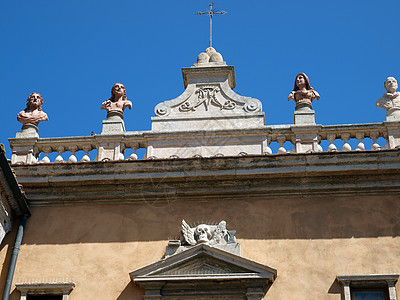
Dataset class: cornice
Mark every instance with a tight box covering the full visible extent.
[11,150,400,206]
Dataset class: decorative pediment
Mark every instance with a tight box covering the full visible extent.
[130,244,276,299]
[151,48,264,133]
[153,253,252,276]
[154,80,262,118]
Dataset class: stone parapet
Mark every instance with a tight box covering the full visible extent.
[8,121,396,163]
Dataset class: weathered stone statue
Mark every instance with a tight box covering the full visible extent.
[376,77,400,120]
[17,93,48,126]
[101,83,132,117]
[288,73,320,110]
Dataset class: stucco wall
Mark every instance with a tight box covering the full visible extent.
[2,194,399,299]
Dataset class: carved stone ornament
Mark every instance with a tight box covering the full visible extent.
[179,86,237,112]
[154,48,262,119]
[101,83,132,118]
[288,73,320,110]
[130,244,277,300]
[155,82,261,117]
[194,47,225,66]
[165,220,239,257]
[17,93,48,126]
[376,77,400,120]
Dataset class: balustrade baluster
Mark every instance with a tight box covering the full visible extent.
[68,146,78,163]
[383,132,389,149]
[317,135,323,152]
[32,146,39,164]
[40,146,52,163]
[263,137,272,155]
[55,146,65,162]
[277,136,286,154]
[341,133,351,151]
[370,131,382,150]
[81,145,91,162]
[355,133,365,151]
[327,134,337,152]
[290,137,296,153]
[118,144,125,160]
[126,143,139,160]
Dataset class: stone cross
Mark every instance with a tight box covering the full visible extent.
[195,1,227,48]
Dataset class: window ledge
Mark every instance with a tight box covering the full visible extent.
[15,282,75,300]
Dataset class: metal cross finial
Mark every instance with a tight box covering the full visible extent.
[195,1,227,48]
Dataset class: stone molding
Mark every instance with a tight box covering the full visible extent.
[130,244,276,300]
[337,274,399,300]
[8,121,394,163]
[182,65,236,89]
[9,150,400,206]
[15,282,75,300]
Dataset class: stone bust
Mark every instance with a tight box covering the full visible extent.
[376,77,400,112]
[288,73,320,109]
[17,92,49,126]
[101,83,132,115]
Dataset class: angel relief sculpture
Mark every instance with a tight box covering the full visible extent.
[164,220,239,257]
[181,219,233,246]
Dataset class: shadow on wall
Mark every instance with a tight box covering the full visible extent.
[19,194,400,245]
[328,279,344,300]
[10,289,20,300]
[116,283,144,300]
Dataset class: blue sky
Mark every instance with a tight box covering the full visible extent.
[1,0,399,157]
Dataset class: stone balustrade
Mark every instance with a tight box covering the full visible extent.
[317,123,388,152]
[9,121,398,165]
[9,131,147,164]
[10,55,400,164]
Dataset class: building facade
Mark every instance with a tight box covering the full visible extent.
[1,48,399,299]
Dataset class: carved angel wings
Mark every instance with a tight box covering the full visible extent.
[181,219,197,246]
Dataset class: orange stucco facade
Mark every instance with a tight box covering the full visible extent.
[1,190,399,299]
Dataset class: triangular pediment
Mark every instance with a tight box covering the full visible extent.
[152,253,253,276]
[130,244,276,282]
